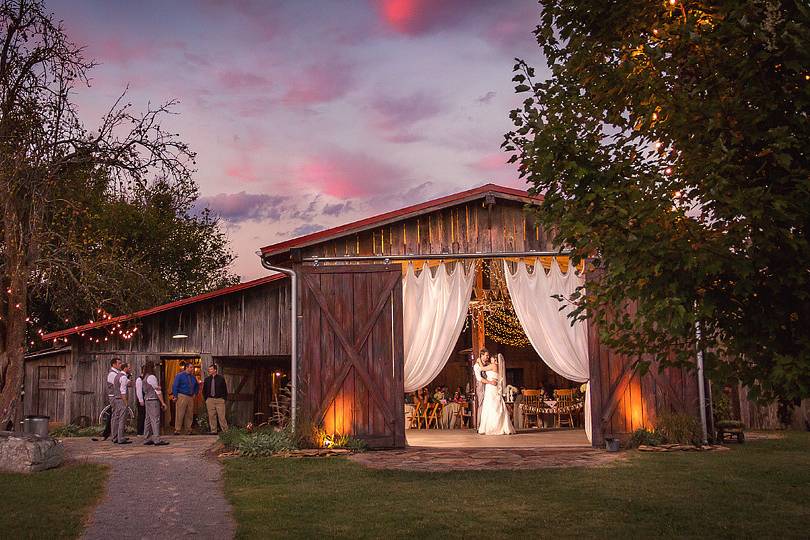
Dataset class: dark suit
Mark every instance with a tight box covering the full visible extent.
[203,374,229,433]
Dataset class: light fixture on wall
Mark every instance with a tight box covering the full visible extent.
[172,313,188,339]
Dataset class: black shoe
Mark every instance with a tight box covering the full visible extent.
[143,441,155,446]
[117,440,132,445]
[154,441,169,446]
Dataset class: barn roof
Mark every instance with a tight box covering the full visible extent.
[41,273,287,341]
[259,183,540,258]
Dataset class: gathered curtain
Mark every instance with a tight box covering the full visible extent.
[403,262,476,393]
[503,259,592,442]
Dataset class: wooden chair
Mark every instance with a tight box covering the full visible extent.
[410,402,426,429]
[426,403,441,429]
[554,389,576,428]
[459,402,472,428]
[521,390,544,429]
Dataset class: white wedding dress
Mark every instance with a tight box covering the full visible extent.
[477,369,516,435]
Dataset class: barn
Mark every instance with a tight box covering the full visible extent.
[28,275,292,430]
[27,183,702,447]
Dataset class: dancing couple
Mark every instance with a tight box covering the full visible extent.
[474,348,515,435]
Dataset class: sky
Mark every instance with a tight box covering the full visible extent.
[50,0,546,280]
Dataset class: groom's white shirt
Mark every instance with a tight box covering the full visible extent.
[473,362,483,382]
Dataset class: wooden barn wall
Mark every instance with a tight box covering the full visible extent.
[44,280,291,425]
[587,314,701,446]
[23,351,71,424]
[292,198,552,260]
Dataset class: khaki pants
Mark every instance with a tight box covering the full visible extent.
[206,398,228,433]
[174,394,194,434]
[144,400,162,443]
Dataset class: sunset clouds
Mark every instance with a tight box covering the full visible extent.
[51,0,542,278]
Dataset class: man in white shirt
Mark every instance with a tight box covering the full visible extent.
[142,360,169,446]
[103,358,121,441]
[135,367,146,436]
[112,362,132,444]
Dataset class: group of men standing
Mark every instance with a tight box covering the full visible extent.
[106,358,168,445]
[104,358,229,444]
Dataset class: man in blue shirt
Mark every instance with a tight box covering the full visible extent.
[171,362,199,435]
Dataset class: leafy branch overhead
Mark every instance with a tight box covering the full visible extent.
[504,1,810,402]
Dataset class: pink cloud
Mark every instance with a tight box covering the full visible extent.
[295,150,406,198]
[375,0,487,35]
[372,92,443,142]
[472,153,509,172]
[469,152,523,187]
[282,59,354,105]
[225,162,261,183]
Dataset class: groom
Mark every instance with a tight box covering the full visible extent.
[473,348,497,425]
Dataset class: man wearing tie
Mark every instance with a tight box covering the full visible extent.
[202,364,229,434]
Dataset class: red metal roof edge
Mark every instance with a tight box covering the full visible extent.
[260,183,541,257]
[42,273,288,341]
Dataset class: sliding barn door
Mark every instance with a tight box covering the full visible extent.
[300,264,405,448]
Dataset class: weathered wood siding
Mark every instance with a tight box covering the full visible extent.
[587,313,701,446]
[23,350,70,424]
[299,265,405,448]
[272,197,552,263]
[27,278,292,425]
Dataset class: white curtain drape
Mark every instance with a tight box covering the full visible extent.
[503,259,592,442]
[403,262,476,393]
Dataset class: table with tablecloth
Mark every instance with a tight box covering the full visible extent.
[513,394,557,429]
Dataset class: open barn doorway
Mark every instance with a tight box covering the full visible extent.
[217,356,291,428]
[403,258,589,449]
[161,356,202,431]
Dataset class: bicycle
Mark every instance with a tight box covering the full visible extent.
[99,402,136,433]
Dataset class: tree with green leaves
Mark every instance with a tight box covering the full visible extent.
[0,0,236,426]
[504,1,809,403]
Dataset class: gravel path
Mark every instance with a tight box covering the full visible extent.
[63,436,234,540]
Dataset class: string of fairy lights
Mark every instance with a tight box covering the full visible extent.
[468,261,531,348]
[22,304,142,348]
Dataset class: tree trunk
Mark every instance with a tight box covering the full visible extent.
[0,276,27,429]
[0,209,29,428]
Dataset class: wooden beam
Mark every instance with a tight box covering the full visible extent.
[601,360,637,425]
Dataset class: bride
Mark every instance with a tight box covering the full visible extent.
[477,351,516,435]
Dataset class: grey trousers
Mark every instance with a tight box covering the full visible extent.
[112,398,127,443]
[143,400,162,443]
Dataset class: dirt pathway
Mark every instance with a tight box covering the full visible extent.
[63,436,234,540]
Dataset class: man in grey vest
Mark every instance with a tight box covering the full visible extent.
[112,362,132,444]
[142,361,169,446]
[106,358,126,444]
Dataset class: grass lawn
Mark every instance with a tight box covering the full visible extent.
[224,432,810,539]
[1,463,108,539]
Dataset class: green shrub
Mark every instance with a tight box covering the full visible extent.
[219,427,248,450]
[712,386,733,422]
[656,413,702,445]
[50,424,103,438]
[628,428,663,448]
[236,429,298,457]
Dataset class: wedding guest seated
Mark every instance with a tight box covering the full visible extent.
[416,387,430,406]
